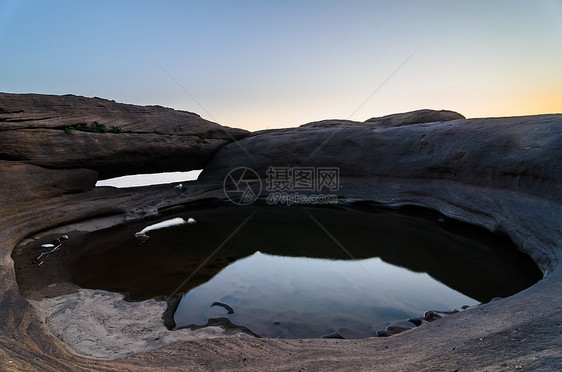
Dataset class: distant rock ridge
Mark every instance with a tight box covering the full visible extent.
[299,109,464,129]
[364,108,465,126]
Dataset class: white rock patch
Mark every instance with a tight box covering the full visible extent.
[29,289,231,360]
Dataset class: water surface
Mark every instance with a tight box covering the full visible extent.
[67,204,541,338]
[174,251,479,338]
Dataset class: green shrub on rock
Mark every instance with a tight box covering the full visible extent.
[65,121,121,135]
[91,121,107,133]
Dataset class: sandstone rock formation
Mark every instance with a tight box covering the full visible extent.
[0,96,560,371]
[0,93,248,180]
[0,162,98,206]
[364,108,466,127]
[201,112,562,204]
[300,109,465,128]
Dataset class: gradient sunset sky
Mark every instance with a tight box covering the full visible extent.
[1,0,561,130]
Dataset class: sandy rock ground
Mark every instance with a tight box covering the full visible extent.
[29,289,231,360]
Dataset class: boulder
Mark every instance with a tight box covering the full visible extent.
[200,112,562,203]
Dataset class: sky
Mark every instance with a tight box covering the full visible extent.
[1,0,561,131]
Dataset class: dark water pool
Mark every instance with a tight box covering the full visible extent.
[67,204,541,338]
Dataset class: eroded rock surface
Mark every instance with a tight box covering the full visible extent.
[364,108,465,127]
[300,109,465,129]
[0,161,98,206]
[202,113,562,202]
[0,93,248,179]
[1,97,561,371]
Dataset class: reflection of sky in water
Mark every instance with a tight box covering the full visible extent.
[138,218,186,235]
[175,252,478,338]
[95,170,202,188]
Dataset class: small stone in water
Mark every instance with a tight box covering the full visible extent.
[408,318,423,326]
[211,301,234,314]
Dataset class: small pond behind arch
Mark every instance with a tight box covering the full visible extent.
[95,170,202,188]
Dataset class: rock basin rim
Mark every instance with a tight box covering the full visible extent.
[15,200,541,340]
